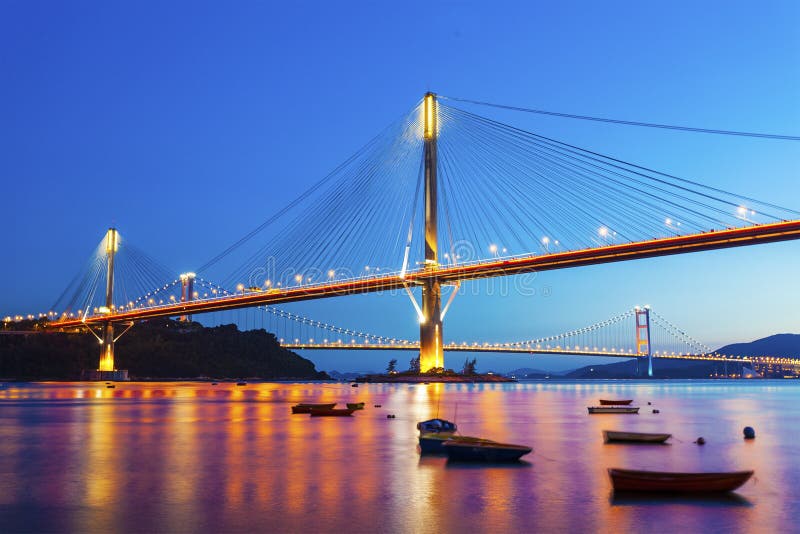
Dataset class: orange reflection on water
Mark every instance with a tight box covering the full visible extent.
[1,380,797,532]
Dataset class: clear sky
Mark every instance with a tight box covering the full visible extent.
[2,1,798,373]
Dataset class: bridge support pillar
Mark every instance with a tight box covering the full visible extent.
[99,321,115,371]
[418,92,444,373]
[635,306,652,377]
[420,279,444,371]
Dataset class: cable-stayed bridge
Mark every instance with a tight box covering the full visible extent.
[5,93,800,377]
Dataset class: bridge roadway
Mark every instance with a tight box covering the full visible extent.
[49,220,800,329]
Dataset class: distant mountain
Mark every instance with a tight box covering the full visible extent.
[327,370,374,381]
[505,367,563,378]
[564,358,736,379]
[714,334,800,358]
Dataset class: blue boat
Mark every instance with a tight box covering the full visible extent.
[416,418,457,434]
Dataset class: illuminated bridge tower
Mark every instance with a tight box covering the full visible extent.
[179,272,196,322]
[419,92,444,372]
[87,228,129,381]
[98,228,118,373]
[635,306,653,377]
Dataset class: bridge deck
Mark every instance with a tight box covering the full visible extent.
[49,220,800,328]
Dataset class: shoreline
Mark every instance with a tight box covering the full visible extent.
[355,373,515,383]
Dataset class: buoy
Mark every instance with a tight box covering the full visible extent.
[652,409,660,414]
[695,437,706,445]
[386,414,395,419]
[647,402,652,405]
[374,404,382,408]
[743,426,756,439]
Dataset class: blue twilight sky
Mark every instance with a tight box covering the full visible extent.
[1,1,798,372]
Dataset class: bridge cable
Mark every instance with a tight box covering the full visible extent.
[439,95,800,141]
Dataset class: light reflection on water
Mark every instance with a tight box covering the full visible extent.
[0,380,797,533]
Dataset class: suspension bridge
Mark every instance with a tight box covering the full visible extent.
[5,93,800,378]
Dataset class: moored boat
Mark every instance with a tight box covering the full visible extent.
[309,407,356,417]
[291,403,337,414]
[603,430,671,443]
[599,399,633,406]
[418,433,494,454]
[443,440,532,462]
[588,406,639,414]
[346,402,365,410]
[608,468,754,493]
[417,418,457,434]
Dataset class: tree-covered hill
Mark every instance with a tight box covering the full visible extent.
[0,319,329,380]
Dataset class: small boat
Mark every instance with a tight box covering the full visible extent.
[444,440,532,462]
[106,385,116,389]
[608,468,754,493]
[291,403,337,414]
[599,399,633,406]
[236,381,247,386]
[346,402,365,410]
[588,406,639,414]
[417,418,457,434]
[309,407,356,417]
[419,433,493,454]
[603,430,671,443]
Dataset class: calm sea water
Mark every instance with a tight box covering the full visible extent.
[0,380,797,533]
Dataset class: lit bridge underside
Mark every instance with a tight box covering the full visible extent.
[50,219,800,329]
[280,342,758,363]
[282,342,800,368]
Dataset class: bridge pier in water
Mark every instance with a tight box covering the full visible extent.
[418,92,444,372]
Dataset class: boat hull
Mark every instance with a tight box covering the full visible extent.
[309,407,355,417]
[603,430,671,443]
[608,468,754,493]
[599,399,633,406]
[419,434,492,454]
[444,441,532,462]
[291,403,336,414]
[588,407,639,414]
